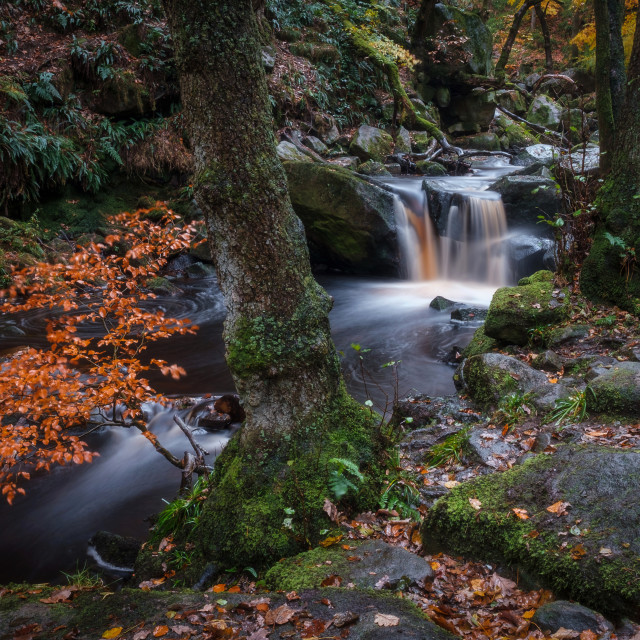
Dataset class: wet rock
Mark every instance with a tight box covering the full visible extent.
[395,126,412,153]
[547,324,590,347]
[429,296,456,311]
[416,160,447,176]
[0,321,25,337]
[484,271,569,346]
[349,125,394,163]
[532,600,613,635]
[399,426,466,464]
[455,132,501,151]
[513,143,560,167]
[526,94,563,131]
[357,161,392,177]
[265,539,433,592]
[422,444,640,617]
[487,175,562,235]
[531,349,564,373]
[495,89,528,115]
[559,145,600,175]
[327,156,360,170]
[458,352,549,407]
[467,428,520,469]
[450,307,487,322]
[213,394,246,423]
[186,262,217,278]
[89,531,141,569]
[284,162,400,275]
[587,361,640,416]
[276,141,313,163]
[312,112,340,145]
[302,135,329,155]
[410,131,435,153]
[385,162,402,175]
[504,234,556,280]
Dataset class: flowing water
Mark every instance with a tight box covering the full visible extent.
[0,157,528,583]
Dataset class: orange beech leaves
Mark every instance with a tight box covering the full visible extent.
[0,206,203,504]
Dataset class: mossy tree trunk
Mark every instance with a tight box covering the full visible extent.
[581,2,640,307]
[161,0,380,570]
[594,0,626,174]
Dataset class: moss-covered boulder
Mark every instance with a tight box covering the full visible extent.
[284,161,400,275]
[0,587,457,640]
[357,160,392,177]
[91,71,152,116]
[455,132,501,150]
[484,271,569,345]
[495,89,528,115]
[460,325,499,359]
[421,445,640,617]
[526,95,562,131]
[265,539,434,591]
[587,361,640,416]
[457,352,549,407]
[277,141,313,162]
[416,160,447,176]
[349,125,394,162]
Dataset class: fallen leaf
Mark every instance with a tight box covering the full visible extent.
[265,604,295,625]
[571,543,587,560]
[374,613,399,627]
[332,611,359,628]
[522,609,536,619]
[580,631,598,640]
[319,534,343,547]
[227,585,241,593]
[320,574,342,587]
[512,507,529,520]
[152,626,169,638]
[40,586,78,604]
[170,625,193,636]
[599,547,613,556]
[546,501,571,516]
[469,498,482,510]
[247,630,270,640]
[552,628,580,639]
[102,629,123,639]
[323,498,339,523]
[285,591,300,601]
[212,584,226,593]
[443,480,459,489]
[133,631,151,640]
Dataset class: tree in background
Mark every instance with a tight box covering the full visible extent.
[160,0,381,570]
[581,1,640,305]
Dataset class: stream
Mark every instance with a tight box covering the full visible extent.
[0,157,530,584]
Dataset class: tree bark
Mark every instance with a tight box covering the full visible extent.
[535,3,553,72]
[161,0,380,571]
[411,0,437,51]
[581,2,640,306]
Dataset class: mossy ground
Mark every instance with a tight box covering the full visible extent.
[422,446,640,618]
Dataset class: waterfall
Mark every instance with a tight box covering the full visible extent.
[387,174,512,286]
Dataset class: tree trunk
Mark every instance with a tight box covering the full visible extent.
[535,3,553,72]
[594,0,626,174]
[495,0,538,78]
[581,2,640,306]
[160,0,380,571]
[411,0,437,50]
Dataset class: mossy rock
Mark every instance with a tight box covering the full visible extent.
[458,352,548,407]
[415,160,447,176]
[421,445,640,618]
[349,125,394,163]
[265,539,433,592]
[357,160,392,177]
[290,42,340,63]
[117,23,144,57]
[526,95,562,131]
[587,362,640,417]
[505,122,537,148]
[284,161,399,275]
[461,325,499,358]
[276,141,313,162]
[411,131,434,153]
[91,71,152,116]
[0,587,456,640]
[484,271,569,346]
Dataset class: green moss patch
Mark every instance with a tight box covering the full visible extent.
[421,445,640,618]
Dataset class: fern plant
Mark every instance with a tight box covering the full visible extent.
[379,449,421,520]
[25,72,62,105]
[327,457,364,500]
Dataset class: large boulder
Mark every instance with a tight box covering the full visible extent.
[276,141,313,162]
[265,539,433,591]
[349,125,394,162]
[487,175,562,234]
[284,162,400,275]
[421,445,640,617]
[513,144,560,167]
[483,270,570,345]
[445,88,497,134]
[526,94,563,131]
[587,361,640,416]
[504,234,555,281]
[418,4,493,78]
[456,352,549,407]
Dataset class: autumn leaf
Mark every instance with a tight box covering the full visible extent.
[512,507,529,520]
[323,498,339,523]
[152,625,169,637]
[522,609,536,619]
[319,534,343,547]
[211,584,227,593]
[579,631,598,640]
[320,574,342,587]
[571,543,587,560]
[133,631,151,640]
[265,604,295,625]
[102,628,123,639]
[40,586,78,604]
[374,613,399,627]
[468,498,482,510]
[546,501,571,516]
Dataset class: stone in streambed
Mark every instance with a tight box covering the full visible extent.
[532,600,613,635]
[265,539,433,592]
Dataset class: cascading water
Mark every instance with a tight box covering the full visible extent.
[385,158,517,285]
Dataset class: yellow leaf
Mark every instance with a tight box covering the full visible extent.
[512,507,529,520]
[523,609,536,619]
[319,534,343,547]
[102,628,123,639]
[469,498,482,510]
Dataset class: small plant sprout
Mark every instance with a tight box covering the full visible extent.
[550,388,595,427]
